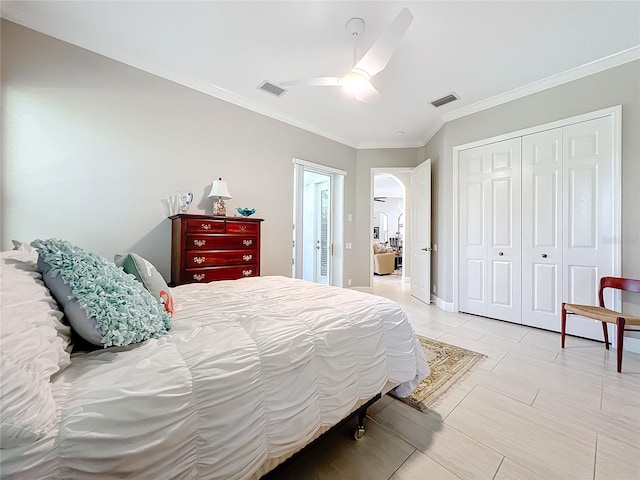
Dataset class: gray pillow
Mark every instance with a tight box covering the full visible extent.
[114,253,174,315]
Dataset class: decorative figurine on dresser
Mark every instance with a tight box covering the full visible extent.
[170,214,263,285]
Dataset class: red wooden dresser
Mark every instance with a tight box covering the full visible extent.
[170,214,263,286]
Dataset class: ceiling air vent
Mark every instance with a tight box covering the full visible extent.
[430,93,459,108]
[258,81,287,98]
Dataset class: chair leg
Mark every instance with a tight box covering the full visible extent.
[616,317,625,373]
[561,303,567,348]
[602,322,610,350]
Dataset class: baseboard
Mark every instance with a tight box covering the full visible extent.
[431,295,455,312]
[424,299,640,354]
[622,336,640,354]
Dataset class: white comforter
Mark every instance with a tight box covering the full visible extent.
[1,276,428,479]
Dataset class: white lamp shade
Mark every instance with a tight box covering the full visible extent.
[207,178,232,200]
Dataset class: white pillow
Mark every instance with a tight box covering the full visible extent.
[0,250,71,447]
[11,239,36,253]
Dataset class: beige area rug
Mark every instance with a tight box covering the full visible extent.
[397,335,485,412]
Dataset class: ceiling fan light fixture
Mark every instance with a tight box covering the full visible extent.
[279,8,412,104]
[340,70,371,96]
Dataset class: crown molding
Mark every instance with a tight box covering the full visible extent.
[442,45,640,123]
[419,118,445,148]
[128,65,360,149]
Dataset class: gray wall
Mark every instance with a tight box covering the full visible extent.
[423,60,640,312]
[1,20,371,283]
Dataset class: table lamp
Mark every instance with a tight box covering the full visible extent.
[208,178,232,216]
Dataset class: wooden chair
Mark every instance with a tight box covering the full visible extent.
[562,277,640,373]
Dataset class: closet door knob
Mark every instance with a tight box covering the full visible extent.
[542,253,548,258]
[498,252,504,256]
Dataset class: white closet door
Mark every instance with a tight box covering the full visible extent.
[460,138,522,323]
[522,128,563,331]
[563,117,616,340]
[460,147,487,316]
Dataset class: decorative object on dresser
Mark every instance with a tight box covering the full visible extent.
[237,207,256,217]
[162,191,193,217]
[207,178,232,216]
[170,214,263,285]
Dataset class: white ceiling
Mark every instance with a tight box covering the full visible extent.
[374,174,405,198]
[2,1,639,149]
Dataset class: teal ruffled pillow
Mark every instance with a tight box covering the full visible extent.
[31,239,171,347]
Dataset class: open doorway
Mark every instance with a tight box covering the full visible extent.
[372,172,406,281]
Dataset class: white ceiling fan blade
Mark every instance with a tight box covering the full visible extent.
[354,7,413,78]
[354,81,381,103]
[280,77,341,87]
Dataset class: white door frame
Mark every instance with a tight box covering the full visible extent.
[452,105,622,314]
[293,158,345,287]
[370,168,412,283]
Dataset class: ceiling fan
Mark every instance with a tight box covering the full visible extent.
[280,8,414,103]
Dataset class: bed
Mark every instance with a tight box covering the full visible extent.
[0,245,429,479]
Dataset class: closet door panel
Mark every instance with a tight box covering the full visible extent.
[466,259,485,302]
[491,177,513,247]
[532,264,557,313]
[492,261,513,306]
[459,150,488,316]
[459,138,521,323]
[568,265,598,305]
[522,129,562,330]
[533,172,558,246]
[563,117,615,340]
[487,139,521,323]
[567,165,597,248]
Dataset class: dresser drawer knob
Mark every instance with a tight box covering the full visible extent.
[243,254,253,262]
[193,256,205,264]
[243,239,253,247]
[193,273,206,281]
[239,225,247,232]
[194,239,206,247]
[242,269,253,277]
[201,224,211,230]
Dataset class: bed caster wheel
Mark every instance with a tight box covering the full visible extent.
[353,426,365,440]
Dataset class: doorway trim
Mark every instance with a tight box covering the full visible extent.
[452,105,622,314]
[293,158,346,287]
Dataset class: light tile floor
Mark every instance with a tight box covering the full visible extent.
[265,275,640,480]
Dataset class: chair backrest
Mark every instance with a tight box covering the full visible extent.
[598,277,640,307]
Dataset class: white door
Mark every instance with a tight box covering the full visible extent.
[459,138,522,323]
[410,159,431,304]
[522,128,563,331]
[293,162,341,285]
[562,117,616,340]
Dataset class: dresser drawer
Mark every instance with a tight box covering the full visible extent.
[187,234,258,250]
[185,219,225,233]
[226,222,259,234]
[186,250,257,267]
[185,266,258,283]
